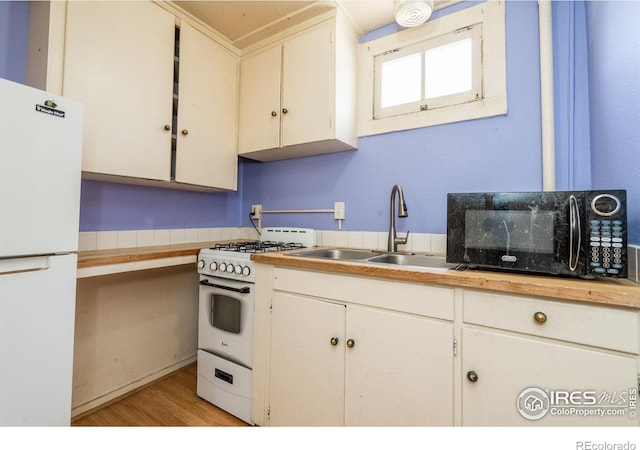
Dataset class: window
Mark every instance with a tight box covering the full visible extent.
[374,25,481,118]
[358,1,506,137]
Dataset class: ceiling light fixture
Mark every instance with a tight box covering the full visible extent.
[394,0,434,28]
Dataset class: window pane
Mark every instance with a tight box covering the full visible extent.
[380,52,421,108]
[424,38,472,99]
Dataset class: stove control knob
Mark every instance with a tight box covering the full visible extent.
[242,266,251,276]
[226,264,234,273]
[219,263,227,273]
[209,262,218,272]
[197,260,205,269]
[234,265,242,275]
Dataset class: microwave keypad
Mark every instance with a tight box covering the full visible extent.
[589,219,625,275]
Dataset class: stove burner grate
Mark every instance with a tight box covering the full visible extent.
[210,241,306,253]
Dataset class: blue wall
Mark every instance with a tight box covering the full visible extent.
[1,1,639,243]
[241,1,544,233]
[0,1,28,83]
[585,1,640,245]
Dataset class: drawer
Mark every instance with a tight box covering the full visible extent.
[463,290,640,354]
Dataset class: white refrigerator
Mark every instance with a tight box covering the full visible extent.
[0,78,83,426]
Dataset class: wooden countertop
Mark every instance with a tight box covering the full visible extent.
[77,242,212,268]
[76,241,223,278]
[251,249,640,309]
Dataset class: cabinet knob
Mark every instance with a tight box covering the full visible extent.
[164,124,171,131]
[466,370,479,383]
[282,108,288,114]
[346,338,355,348]
[181,129,189,136]
[271,111,277,117]
[330,337,339,346]
[533,311,547,324]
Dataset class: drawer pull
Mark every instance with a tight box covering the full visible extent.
[533,311,548,324]
[346,338,355,348]
[330,337,339,346]
[467,370,478,383]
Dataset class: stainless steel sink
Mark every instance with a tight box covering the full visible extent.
[289,248,383,261]
[290,248,455,270]
[367,253,455,269]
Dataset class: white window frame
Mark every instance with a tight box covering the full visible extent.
[358,1,506,137]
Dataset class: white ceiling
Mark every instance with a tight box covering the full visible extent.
[173,1,452,50]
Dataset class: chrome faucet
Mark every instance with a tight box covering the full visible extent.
[388,184,409,252]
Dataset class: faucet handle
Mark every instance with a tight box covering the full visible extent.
[397,230,410,245]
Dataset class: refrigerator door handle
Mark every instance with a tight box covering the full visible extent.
[0,256,50,276]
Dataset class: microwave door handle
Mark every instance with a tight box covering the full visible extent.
[199,279,250,294]
[569,195,581,272]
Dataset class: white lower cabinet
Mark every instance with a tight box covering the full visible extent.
[461,290,639,426]
[254,266,455,426]
[253,265,640,427]
[268,293,345,426]
[269,292,454,426]
[344,304,453,426]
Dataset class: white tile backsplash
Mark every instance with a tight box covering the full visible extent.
[347,231,364,249]
[377,232,388,251]
[117,230,137,248]
[184,228,198,243]
[136,230,154,247]
[77,227,449,257]
[410,233,431,253]
[96,231,117,250]
[333,231,350,247]
[362,232,379,250]
[78,232,97,252]
[169,229,186,245]
[153,229,171,246]
[431,234,447,255]
[320,230,335,247]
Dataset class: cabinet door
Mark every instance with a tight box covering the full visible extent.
[175,23,238,190]
[269,293,345,426]
[462,328,639,426]
[344,306,454,426]
[237,46,281,155]
[281,22,333,147]
[63,1,174,181]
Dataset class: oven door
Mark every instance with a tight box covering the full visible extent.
[446,191,587,276]
[198,276,254,368]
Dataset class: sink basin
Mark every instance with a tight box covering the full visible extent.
[290,248,455,270]
[367,253,456,270]
[289,248,383,261]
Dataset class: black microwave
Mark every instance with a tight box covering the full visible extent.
[446,190,628,278]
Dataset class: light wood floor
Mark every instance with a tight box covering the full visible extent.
[72,363,247,427]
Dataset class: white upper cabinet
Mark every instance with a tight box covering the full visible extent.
[40,0,239,191]
[174,23,238,190]
[64,1,175,183]
[238,13,358,162]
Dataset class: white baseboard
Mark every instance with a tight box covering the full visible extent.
[71,354,197,419]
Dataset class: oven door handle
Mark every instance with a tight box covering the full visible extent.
[199,279,250,294]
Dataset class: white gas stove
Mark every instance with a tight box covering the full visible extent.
[197,227,316,282]
[196,227,315,424]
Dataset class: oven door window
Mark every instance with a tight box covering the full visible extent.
[210,294,241,334]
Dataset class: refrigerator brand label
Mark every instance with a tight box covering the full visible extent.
[35,101,65,118]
